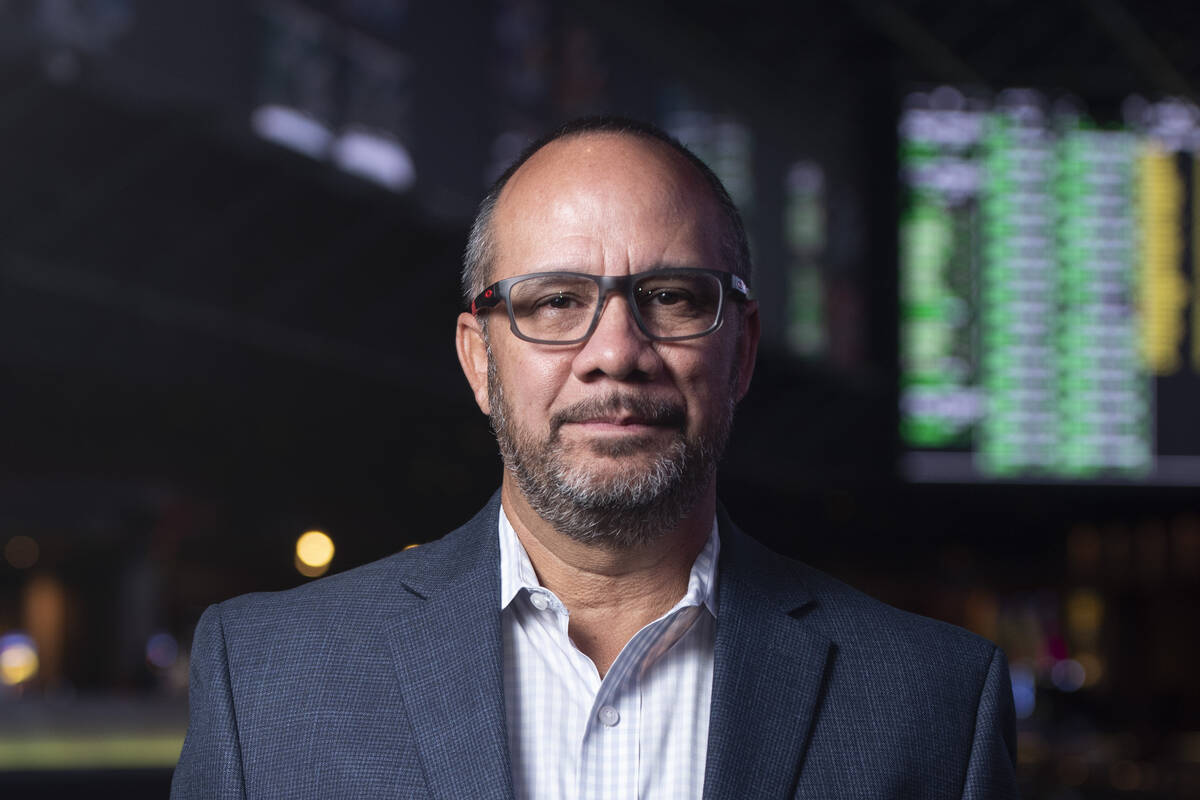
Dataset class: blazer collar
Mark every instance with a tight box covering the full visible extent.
[383,492,515,800]
[703,506,834,800]
[382,495,833,800]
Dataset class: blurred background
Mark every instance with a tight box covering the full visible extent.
[1,0,1199,797]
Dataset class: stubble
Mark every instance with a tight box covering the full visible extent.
[486,349,734,549]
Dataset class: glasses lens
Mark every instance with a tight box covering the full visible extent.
[509,274,601,341]
[634,272,723,338]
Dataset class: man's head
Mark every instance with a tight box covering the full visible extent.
[456,117,759,549]
[461,117,752,306]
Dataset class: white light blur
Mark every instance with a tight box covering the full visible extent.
[1051,658,1086,692]
[251,104,334,159]
[1141,98,1200,151]
[331,129,416,192]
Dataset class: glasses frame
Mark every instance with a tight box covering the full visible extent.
[469,268,753,345]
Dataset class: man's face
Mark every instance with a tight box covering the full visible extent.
[457,133,759,547]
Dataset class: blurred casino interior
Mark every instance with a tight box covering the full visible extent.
[2,1,1200,797]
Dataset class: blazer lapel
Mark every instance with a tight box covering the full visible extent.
[703,515,835,800]
[382,496,515,800]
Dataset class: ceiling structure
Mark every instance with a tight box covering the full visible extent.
[2,0,1199,546]
[4,0,1199,382]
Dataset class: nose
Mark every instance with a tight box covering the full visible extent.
[570,294,661,382]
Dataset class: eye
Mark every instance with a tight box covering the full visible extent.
[653,289,688,305]
[533,292,585,310]
[639,286,694,306]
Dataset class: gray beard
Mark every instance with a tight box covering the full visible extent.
[486,352,733,549]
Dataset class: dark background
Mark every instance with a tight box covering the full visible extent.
[1,1,1198,797]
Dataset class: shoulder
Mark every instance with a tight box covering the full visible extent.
[794,557,996,675]
[208,497,501,647]
[720,519,997,675]
[718,522,1011,770]
[798,551,989,647]
[716,518,1018,789]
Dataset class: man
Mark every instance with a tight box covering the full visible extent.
[172,118,1018,799]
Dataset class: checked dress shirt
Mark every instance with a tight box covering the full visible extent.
[499,506,719,800]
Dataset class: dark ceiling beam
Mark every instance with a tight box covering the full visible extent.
[1082,0,1196,102]
[847,0,987,87]
[564,0,847,126]
[962,7,1071,86]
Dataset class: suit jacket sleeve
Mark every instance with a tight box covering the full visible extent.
[961,645,1019,799]
[171,603,247,799]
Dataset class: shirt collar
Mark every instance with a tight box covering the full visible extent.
[498,505,720,618]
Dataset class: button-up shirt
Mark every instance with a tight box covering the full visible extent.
[499,506,719,800]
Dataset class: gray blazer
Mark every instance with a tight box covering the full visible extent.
[172,493,1018,798]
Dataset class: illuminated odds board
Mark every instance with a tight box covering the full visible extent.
[900,87,1200,483]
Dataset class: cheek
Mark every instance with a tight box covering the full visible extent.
[498,347,573,413]
[687,338,743,418]
[668,350,730,419]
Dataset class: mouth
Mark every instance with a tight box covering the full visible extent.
[565,417,668,434]
[551,396,687,439]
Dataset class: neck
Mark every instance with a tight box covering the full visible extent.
[501,477,714,676]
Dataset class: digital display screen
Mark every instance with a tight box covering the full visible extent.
[899,87,1200,483]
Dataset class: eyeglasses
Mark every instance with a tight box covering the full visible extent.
[469,268,753,344]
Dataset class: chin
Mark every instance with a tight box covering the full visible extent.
[582,434,673,459]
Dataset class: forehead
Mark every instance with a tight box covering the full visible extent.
[489,133,724,279]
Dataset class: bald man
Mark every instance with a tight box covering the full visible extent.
[173,118,1019,800]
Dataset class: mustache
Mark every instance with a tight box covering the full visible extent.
[549,393,686,433]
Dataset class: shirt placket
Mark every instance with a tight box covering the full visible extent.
[578,604,704,800]
[519,582,708,800]
[578,640,641,800]
[523,587,595,797]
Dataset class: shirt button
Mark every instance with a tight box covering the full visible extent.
[597,706,620,727]
[530,593,549,611]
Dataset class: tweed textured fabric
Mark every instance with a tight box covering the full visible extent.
[499,507,718,800]
[172,492,1019,799]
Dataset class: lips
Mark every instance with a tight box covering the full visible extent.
[575,415,659,426]
[565,419,667,437]
[550,394,686,433]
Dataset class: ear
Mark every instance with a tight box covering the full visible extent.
[456,311,492,415]
[733,301,760,402]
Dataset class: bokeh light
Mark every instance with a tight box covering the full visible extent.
[1051,658,1086,692]
[1076,652,1104,687]
[295,530,334,578]
[4,535,39,569]
[1066,589,1104,635]
[1057,755,1089,787]
[145,632,179,670]
[0,632,39,686]
[1110,760,1143,792]
[1010,662,1036,719]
